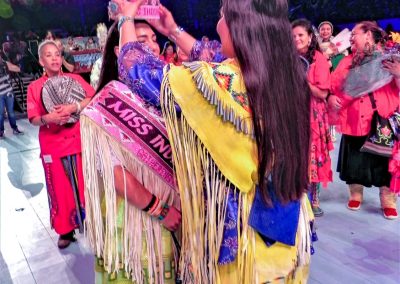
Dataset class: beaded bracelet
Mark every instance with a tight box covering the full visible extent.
[148,197,162,216]
[151,202,164,217]
[168,26,184,43]
[118,16,135,32]
[158,204,170,221]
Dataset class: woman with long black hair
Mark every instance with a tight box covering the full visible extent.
[97,0,314,282]
[81,12,226,283]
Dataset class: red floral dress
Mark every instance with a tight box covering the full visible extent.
[308,51,333,187]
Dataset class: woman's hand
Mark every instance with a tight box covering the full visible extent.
[160,206,181,231]
[308,83,328,99]
[109,0,147,20]
[147,5,178,37]
[46,110,70,125]
[382,57,400,78]
[45,104,77,125]
[54,104,76,116]
[328,94,342,110]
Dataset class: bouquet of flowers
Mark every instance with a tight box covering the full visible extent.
[343,32,400,98]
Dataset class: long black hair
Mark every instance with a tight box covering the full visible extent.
[161,41,175,56]
[223,0,311,204]
[95,21,119,93]
[292,18,320,64]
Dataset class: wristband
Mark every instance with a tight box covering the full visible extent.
[148,197,161,216]
[118,16,135,32]
[152,203,164,217]
[143,194,156,212]
[40,115,49,128]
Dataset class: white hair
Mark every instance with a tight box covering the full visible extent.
[38,40,58,59]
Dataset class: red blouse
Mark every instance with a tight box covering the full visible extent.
[331,55,399,136]
[27,73,95,158]
[159,54,176,64]
[308,50,331,90]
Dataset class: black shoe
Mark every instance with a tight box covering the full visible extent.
[58,231,77,249]
[312,206,324,217]
[0,131,4,139]
[57,237,72,249]
[13,128,24,135]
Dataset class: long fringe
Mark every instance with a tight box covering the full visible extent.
[182,61,254,138]
[297,197,312,267]
[161,75,256,284]
[161,71,312,283]
[81,115,179,284]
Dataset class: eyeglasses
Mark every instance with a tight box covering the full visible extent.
[350,32,365,38]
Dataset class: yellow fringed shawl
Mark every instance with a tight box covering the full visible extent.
[167,60,258,193]
[161,60,312,284]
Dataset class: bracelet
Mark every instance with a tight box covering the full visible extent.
[168,26,184,43]
[158,204,170,221]
[142,194,156,212]
[40,115,49,128]
[118,16,135,32]
[151,202,164,217]
[148,197,161,216]
[75,102,81,114]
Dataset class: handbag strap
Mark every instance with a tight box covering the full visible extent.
[367,92,377,110]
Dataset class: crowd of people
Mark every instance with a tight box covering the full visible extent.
[1,0,400,283]
[1,29,103,76]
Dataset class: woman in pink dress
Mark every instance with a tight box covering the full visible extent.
[329,21,399,219]
[26,40,95,248]
[292,19,333,217]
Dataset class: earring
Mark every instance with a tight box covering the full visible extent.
[363,42,375,56]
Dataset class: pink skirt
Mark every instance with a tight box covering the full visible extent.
[42,153,85,235]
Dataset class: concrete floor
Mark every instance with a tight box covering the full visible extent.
[0,119,399,283]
